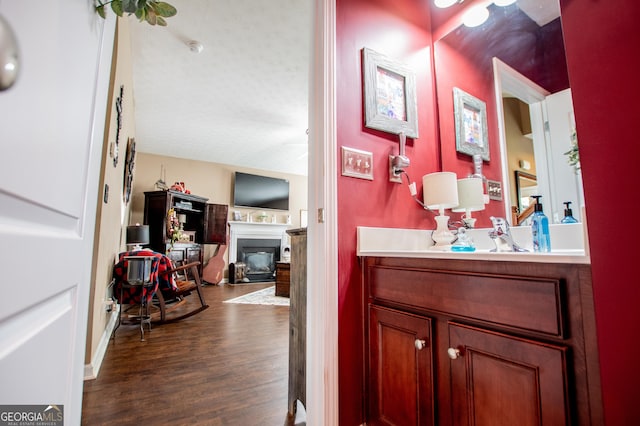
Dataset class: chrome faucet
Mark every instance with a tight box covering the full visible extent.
[488,217,528,252]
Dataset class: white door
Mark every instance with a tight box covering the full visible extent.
[0,2,115,425]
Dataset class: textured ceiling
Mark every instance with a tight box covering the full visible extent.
[130,0,312,176]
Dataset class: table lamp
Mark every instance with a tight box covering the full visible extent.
[423,172,459,250]
[452,177,485,228]
[126,223,149,251]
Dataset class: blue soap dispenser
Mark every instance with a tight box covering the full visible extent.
[531,195,551,252]
[561,201,578,223]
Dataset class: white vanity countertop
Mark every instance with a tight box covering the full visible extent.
[357,224,590,264]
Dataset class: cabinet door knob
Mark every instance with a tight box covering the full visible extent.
[414,339,427,350]
[447,347,461,360]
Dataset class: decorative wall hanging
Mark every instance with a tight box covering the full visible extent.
[362,48,419,139]
[110,85,124,167]
[123,137,136,204]
[453,87,490,161]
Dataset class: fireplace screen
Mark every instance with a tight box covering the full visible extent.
[236,238,281,282]
[244,252,274,275]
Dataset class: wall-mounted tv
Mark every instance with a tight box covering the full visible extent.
[233,172,290,211]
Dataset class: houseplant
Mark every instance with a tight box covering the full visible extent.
[95,0,177,26]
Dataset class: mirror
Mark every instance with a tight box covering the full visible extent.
[434,0,585,225]
[514,170,537,216]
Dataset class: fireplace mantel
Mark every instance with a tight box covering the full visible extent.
[228,221,290,264]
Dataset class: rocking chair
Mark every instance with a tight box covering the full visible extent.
[113,250,209,327]
[155,261,209,323]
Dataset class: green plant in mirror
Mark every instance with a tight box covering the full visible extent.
[564,128,580,174]
[95,0,177,26]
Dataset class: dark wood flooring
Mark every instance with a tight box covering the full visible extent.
[82,283,304,425]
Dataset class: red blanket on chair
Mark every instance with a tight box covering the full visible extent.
[112,250,178,304]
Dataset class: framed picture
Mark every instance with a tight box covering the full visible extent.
[341,146,374,180]
[362,48,419,139]
[453,87,490,161]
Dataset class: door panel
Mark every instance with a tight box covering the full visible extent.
[449,322,569,426]
[0,1,115,424]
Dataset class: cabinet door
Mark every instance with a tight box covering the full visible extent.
[203,203,228,244]
[369,305,434,426]
[449,322,569,426]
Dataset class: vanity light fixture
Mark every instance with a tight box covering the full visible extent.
[493,0,517,6]
[463,5,490,27]
[423,172,459,250]
[434,0,463,8]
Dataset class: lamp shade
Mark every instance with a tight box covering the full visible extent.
[452,177,485,213]
[423,172,459,211]
[126,224,149,246]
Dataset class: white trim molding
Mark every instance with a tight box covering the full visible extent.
[306,0,339,424]
[83,307,119,381]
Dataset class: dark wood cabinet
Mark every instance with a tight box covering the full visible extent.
[286,228,306,419]
[275,262,290,297]
[363,257,602,426]
[143,190,228,277]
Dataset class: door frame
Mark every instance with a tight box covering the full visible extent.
[306,0,339,423]
[493,58,552,222]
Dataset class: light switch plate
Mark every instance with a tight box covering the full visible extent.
[487,179,502,201]
[341,146,373,180]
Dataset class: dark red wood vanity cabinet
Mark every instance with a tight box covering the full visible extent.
[363,256,603,426]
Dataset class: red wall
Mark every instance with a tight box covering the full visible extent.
[560,0,640,423]
[336,0,436,423]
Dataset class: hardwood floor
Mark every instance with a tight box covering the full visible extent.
[82,283,304,425]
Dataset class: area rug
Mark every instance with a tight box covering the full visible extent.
[223,286,290,306]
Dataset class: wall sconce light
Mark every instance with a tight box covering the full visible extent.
[423,172,459,250]
[452,177,485,228]
[126,223,150,251]
[434,0,463,8]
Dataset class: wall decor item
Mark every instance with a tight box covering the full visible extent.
[122,137,136,204]
[110,84,124,167]
[453,87,490,161]
[341,146,374,180]
[362,48,419,139]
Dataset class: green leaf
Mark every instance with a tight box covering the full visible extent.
[135,7,145,21]
[156,16,167,26]
[145,8,158,25]
[96,5,106,19]
[122,0,138,14]
[110,0,124,17]
[153,2,177,17]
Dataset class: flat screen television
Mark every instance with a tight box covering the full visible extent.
[233,172,290,211]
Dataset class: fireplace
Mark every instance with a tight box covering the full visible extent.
[227,221,290,284]
[236,238,281,282]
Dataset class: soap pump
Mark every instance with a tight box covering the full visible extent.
[561,201,578,223]
[530,195,551,252]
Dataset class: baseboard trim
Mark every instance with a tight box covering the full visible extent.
[83,306,119,381]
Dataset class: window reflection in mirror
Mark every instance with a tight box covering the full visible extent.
[433,0,585,225]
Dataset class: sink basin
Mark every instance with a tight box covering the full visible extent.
[357,224,589,264]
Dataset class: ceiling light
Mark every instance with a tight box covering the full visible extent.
[463,5,490,27]
[434,0,461,8]
[494,0,517,6]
